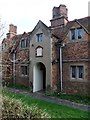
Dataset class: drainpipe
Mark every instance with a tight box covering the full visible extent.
[58,42,65,92]
[60,46,63,92]
[13,51,16,84]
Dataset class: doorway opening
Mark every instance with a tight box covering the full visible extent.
[33,62,46,92]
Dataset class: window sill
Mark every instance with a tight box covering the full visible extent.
[20,48,29,50]
[70,38,83,42]
[70,79,87,82]
[36,56,43,57]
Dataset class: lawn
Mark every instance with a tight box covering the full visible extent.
[8,84,90,105]
[1,88,90,119]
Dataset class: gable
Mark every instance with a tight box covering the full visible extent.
[30,20,50,40]
[53,17,90,43]
[70,21,82,29]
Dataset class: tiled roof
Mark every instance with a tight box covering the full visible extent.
[51,21,74,41]
[10,32,29,53]
[77,16,90,33]
[52,16,90,42]
[5,16,90,52]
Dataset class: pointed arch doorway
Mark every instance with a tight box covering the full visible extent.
[33,62,46,92]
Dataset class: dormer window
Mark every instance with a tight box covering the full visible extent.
[20,38,28,48]
[70,27,84,41]
[36,33,43,42]
[36,47,43,57]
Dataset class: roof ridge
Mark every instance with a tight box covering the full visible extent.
[75,19,90,35]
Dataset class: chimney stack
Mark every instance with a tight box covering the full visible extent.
[7,24,17,38]
[50,4,68,28]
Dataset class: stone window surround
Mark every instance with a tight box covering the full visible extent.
[70,27,84,41]
[20,38,28,49]
[20,64,28,77]
[36,33,43,42]
[70,63,87,82]
[35,46,43,57]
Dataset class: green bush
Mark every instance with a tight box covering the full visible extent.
[2,96,50,119]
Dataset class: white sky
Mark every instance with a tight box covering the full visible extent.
[0,0,89,36]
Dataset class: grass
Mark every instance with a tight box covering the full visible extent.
[8,84,90,105]
[1,88,90,119]
[8,84,31,91]
[45,91,90,105]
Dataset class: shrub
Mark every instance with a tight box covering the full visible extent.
[2,96,50,119]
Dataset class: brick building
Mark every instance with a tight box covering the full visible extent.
[2,4,90,94]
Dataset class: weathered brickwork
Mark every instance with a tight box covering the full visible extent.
[2,4,90,94]
[51,5,90,94]
[51,36,59,90]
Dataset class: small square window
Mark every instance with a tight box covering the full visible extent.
[20,39,28,48]
[21,66,28,75]
[36,47,43,57]
[36,33,43,42]
[70,65,84,80]
[70,28,84,41]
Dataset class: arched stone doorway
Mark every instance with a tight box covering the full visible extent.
[33,62,46,92]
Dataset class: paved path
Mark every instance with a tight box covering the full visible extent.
[7,88,90,112]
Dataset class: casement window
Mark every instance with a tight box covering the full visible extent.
[71,66,76,78]
[70,29,75,40]
[78,66,84,79]
[77,28,83,39]
[36,33,43,42]
[21,66,28,75]
[36,47,43,57]
[70,27,83,40]
[71,65,84,80]
[20,38,28,48]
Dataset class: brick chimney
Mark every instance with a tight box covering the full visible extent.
[50,4,68,28]
[7,24,17,38]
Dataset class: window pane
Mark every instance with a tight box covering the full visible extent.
[36,33,43,42]
[21,66,28,75]
[26,39,29,47]
[70,29,75,40]
[21,39,28,48]
[37,48,43,56]
[78,66,83,78]
[77,28,83,39]
[21,40,25,48]
[71,66,76,78]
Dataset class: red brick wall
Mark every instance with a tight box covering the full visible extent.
[51,22,90,94]
[14,37,29,87]
[61,23,90,94]
[52,37,59,90]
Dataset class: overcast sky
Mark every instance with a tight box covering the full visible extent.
[0,0,89,36]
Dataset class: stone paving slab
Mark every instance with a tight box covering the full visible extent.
[6,88,90,112]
